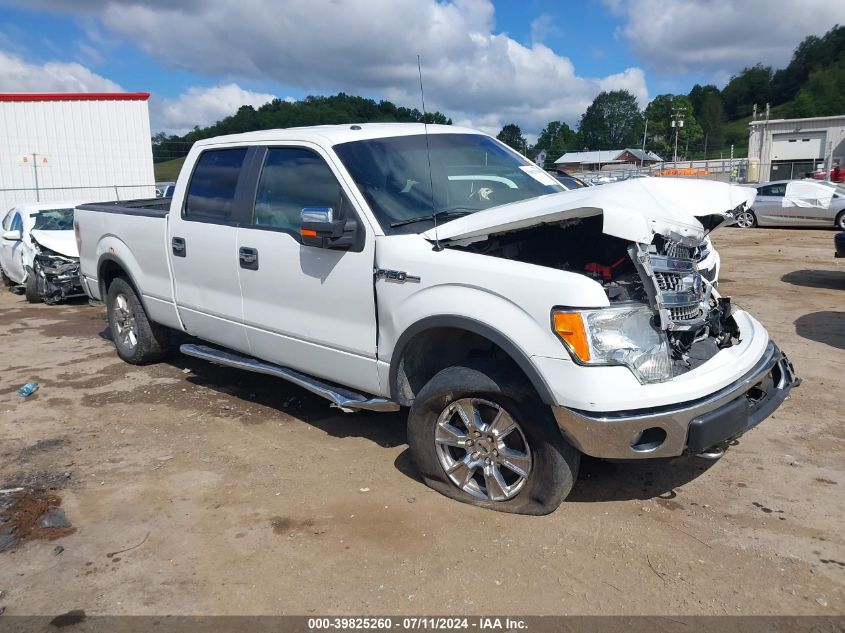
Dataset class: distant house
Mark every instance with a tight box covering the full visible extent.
[554,148,663,172]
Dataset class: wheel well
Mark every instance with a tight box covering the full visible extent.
[98,258,131,299]
[391,325,550,407]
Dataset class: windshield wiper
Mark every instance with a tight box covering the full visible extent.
[390,208,475,228]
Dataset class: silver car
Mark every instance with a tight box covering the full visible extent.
[737,179,845,229]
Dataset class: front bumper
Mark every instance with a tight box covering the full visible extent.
[552,341,798,459]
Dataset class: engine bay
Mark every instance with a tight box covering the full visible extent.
[452,215,740,377]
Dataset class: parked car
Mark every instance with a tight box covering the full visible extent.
[736,180,845,229]
[809,167,845,182]
[155,181,176,198]
[551,171,589,190]
[836,232,845,258]
[0,201,83,303]
[75,124,798,515]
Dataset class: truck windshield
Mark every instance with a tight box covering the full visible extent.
[31,208,74,231]
[334,133,564,234]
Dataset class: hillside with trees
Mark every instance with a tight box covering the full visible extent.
[152,93,451,163]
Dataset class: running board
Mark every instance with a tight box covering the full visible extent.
[179,344,400,413]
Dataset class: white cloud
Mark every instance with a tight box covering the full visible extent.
[151,83,277,134]
[0,49,122,92]
[605,0,845,80]
[23,0,650,134]
[530,13,557,45]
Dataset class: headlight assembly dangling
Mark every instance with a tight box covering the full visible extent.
[552,305,672,383]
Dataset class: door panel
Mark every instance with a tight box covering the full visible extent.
[237,145,380,395]
[1,213,26,282]
[170,147,252,353]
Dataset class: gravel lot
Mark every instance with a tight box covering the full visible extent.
[0,227,843,616]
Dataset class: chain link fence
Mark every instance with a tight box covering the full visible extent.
[1,184,158,209]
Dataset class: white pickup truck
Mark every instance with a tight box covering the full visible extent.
[75,123,798,514]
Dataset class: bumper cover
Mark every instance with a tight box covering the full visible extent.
[552,341,798,459]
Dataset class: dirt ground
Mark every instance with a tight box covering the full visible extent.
[0,227,843,616]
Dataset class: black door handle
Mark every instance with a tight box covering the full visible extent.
[239,246,258,270]
[172,236,186,257]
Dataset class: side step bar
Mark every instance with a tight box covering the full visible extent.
[180,344,400,413]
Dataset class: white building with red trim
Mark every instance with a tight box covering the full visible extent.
[0,92,156,208]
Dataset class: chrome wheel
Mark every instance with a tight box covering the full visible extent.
[735,210,756,228]
[113,293,138,350]
[434,398,532,501]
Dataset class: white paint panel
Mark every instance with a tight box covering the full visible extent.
[0,98,156,209]
[771,132,825,161]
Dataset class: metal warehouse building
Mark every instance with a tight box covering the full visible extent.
[748,114,845,182]
[0,92,156,209]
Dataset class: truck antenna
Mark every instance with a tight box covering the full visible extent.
[418,54,442,251]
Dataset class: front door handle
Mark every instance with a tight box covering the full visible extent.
[172,236,186,257]
[239,246,258,270]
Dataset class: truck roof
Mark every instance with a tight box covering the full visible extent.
[193,123,483,148]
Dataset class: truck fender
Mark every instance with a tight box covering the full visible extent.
[389,314,556,406]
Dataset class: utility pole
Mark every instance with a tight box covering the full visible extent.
[640,118,648,167]
[671,107,685,163]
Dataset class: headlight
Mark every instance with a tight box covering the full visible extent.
[552,305,672,383]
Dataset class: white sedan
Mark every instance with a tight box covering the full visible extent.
[0,201,83,303]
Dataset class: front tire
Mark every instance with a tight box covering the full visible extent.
[24,266,41,303]
[106,277,172,364]
[735,209,757,228]
[407,361,580,515]
[836,211,845,231]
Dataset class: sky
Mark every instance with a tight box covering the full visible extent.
[1,0,844,139]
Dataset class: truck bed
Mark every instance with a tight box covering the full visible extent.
[75,198,180,330]
[76,197,171,218]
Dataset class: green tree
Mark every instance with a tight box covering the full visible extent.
[698,92,725,156]
[643,94,702,158]
[721,64,773,120]
[786,90,817,118]
[533,121,577,162]
[578,90,643,149]
[496,123,528,152]
[688,84,721,118]
[150,93,452,163]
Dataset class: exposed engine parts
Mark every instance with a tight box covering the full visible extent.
[32,245,83,304]
[454,215,740,378]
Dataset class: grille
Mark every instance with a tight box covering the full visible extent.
[654,271,683,291]
[630,238,709,330]
[670,304,704,322]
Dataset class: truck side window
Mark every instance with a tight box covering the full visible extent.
[184,148,248,222]
[253,147,347,235]
[11,213,23,233]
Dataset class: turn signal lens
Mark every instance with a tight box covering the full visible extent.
[553,312,590,362]
[300,228,318,238]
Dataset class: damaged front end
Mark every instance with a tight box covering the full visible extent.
[451,214,741,383]
[31,244,83,304]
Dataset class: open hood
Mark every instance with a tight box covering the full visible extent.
[30,229,79,258]
[422,177,756,246]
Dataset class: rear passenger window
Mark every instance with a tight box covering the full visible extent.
[184,148,247,222]
[759,184,786,197]
[252,147,347,234]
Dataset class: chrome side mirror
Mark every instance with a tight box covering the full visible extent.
[300,207,357,250]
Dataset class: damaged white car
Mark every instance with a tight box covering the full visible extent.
[75,124,798,515]
[0,202,83,303]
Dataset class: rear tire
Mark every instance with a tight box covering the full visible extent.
[836,211,845,231]
[407,360,580,515]
[735,209,757,228]
[24,266,41,303]
[106,276,172,364]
